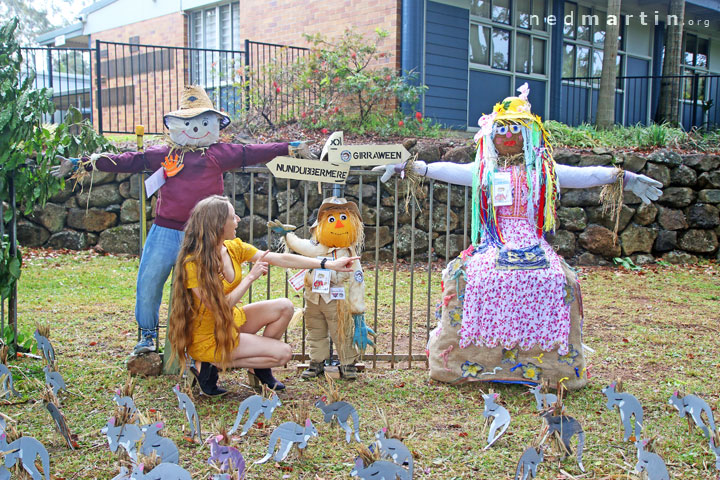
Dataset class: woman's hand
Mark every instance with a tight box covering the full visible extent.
[326,256,360,272]
[247,250,270,282]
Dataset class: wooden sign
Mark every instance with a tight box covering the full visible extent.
[267,156,350,184]
[327,145,411,166]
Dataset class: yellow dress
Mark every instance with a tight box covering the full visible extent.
[184,238,258,362]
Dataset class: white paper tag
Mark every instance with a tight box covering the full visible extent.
[330,287,346,300]
[493,171,513,206]
[288,269,307,292]
[311,269,331,294]
[144,168,166,198]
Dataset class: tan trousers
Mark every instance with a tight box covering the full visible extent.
[305,298,358,365]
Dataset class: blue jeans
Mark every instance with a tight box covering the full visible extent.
[135,224,184,339]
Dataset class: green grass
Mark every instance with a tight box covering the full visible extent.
[3,251,720,479]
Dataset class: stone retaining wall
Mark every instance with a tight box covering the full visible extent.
[17,143,720,265]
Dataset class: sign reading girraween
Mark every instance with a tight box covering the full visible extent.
[267,156,350,184]
[328,145,411,166]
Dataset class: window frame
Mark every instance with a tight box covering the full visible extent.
[680,31,712,104]
[188,2,242,89]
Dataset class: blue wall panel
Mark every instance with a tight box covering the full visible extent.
[625,57,649,125]
[468,71,511,126]
[424,1,469,129]
[514,78,546,119]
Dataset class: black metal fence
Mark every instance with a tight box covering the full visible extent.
[561,74,720,130]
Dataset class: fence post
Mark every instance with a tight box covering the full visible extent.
[46,46,53,90]
[8,173,17,358]
[691,72,699,129]
[244,39,251,114]
[95,40,104,134]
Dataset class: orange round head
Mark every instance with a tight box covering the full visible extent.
[313,197,363,249]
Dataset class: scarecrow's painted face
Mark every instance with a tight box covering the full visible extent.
[165,113,222,147]
[316,209,357,248]
[493,123,524,157]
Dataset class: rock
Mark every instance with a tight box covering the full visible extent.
[67,208,118,232]
[663,250,698,264]
[648,149,682,166]
[579,225,621,257]
[276,189,300,213]
[557,207,587,231]
[49,183,75,203]
[630,254,655,265]
[591,147,612,155]
[86,232,99,246]
[345,183,377,200]
[678,229,718,253]
[657,207,688,231]
[120,199,152,224]
[698,189,720,204]
[76,184,124,208]
[17,220,50,247]
[553,150,580,166]
[643,163,671,187]
[586,205,634,231]
[559,187,601,207]
[433,183,468,208]
[126,352,162,376]
[361,247,394,263]
[659,187,695,208]
[402,138,417,151]
[670,165,697,187]
[411,143,441,162]
[698,171,720,189]
[578,154,612,166]
[47,230,87,250]
[223,172,251,197]
[118,181,134,199]
[416,204,459,233]
[682,154,720,172]
[546,230,576,258]
[361,204,396,225]
[243,193,277,218]
[364,226,392,249]
[686,204,720,228]
[395,224,430,256]
[236,215,268,243]
[654,230,677,252]
[442,146,474,164]
[633,203,657,225]
[434,234,470,259]
[79,169,116,187]
[126,175,142,200]
[620,224,657,255]
[31,202,67,233]
[63,197,77,208]
[98,223,140,254]
[577,252,600,265]
[116,172,133,182]
[622,153,647,172]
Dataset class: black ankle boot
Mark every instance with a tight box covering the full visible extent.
[190,363,228,396]
[252,368,285,391]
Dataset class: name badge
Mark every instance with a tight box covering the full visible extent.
[144,168,166,197]
[330,287,346,300]
[312,269,331,294]
[288,269,307,292]
[493,171,513,206]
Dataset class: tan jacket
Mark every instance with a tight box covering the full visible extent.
[284,233,366,314]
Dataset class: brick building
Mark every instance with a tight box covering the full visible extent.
[36,0,720,132]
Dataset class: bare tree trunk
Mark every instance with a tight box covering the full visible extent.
[596,0,622,129]
[656,0,685,125]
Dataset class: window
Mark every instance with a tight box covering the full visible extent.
[470,0,549,76]
[562,2,624,79]
[682,32,711,101]
[189,2,241,86]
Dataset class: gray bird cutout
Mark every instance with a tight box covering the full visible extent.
[43,366,66,397]
[207,434,245,475]
[255,420,318,464]
[34,330,55,364]
[350,458,411,480]
[315,396,362,443]
[482,393,511,450]
[130,462,192,480]
[668,391,717,439]
[113,389,138,417]
[228,393,281,436]
[45,401,77,449]
[375,428,413,476]
[540,410,585,473]
[173,384,201,442]
[529,384,557,411]
[634,439,670,480]
[101,417,142,462]
[0,366,20,398]
[515,446,543,480]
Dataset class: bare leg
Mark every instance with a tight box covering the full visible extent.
[241,298,294,339]
[225,333,292,369]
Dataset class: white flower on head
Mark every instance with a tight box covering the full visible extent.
[475,112,497,142]
[517,82,530,101]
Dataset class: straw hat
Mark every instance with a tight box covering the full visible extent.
[311,197,361,229]
[163,85,231,129]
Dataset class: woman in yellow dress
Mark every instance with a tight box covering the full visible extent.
[169,195,358,395]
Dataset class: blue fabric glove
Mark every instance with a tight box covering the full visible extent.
[352,313,375,351]
[267,219,295,236]
[289,141,302,147]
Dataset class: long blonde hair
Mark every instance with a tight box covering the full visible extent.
[169,195,236,369]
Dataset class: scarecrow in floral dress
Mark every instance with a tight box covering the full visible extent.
[376,83,662,389]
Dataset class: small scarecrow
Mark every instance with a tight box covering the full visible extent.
[51,85,310,364]
[269,197,372,380]
[376,83,662,389]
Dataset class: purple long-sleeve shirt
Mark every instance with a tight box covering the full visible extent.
[88,142,288,230]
